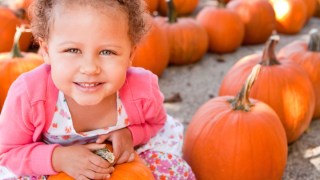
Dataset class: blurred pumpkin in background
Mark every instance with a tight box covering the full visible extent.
[0,26,43,111]
[0,6,32,52]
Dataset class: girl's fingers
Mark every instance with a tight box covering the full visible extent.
[116,151,131,164]
[96,134,110,143]
[84,143,107,151]
[81,169,111,180]
[127,152,135,162]
[88,163,115,174]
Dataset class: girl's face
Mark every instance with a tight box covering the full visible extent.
[40,3,134,106]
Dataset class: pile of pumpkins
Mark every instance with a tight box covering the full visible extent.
[183,30,320,179]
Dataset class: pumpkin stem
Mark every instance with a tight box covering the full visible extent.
[229,64,262,112]
[260,35,281,66]
[308,28,320,52]
[10,27,24,58]
[166,0,177,23]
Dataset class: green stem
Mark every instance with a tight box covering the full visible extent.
[308,29,320,52]
[166,0,177,23]
[260,35,280,66]
[229,64,262,112]
[10,27,24,58]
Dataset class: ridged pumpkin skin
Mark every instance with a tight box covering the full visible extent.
[48,144,154,180]
[219,39,315,143]
[155,17,208,65]
[227,0,276,45]
[269,0,307,34]
[158,0,199,16]
[132,18,169,77]
[0,7,32,52]
[183,96,287,180]
[0,52,43,111]
[196,7,244,54]
[279,40,320,119]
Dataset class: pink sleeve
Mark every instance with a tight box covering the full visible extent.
[127,73,167,146]
[0,78,59,176]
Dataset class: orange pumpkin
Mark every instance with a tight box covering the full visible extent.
[278,29,320,119]
[315,0,320,17]
[132,17,170,76]
[227,0,276,45]
[154,0,208,65]
[304,0,317,22]
[196,6,244,54]
[0,27,43,111]
[269,0,307,34]
[48,144,154,180]
[158,0,199,16]
[219,36,315,143]
[144,0,158,13]
[183,64,287,179]
[0,6,32,52]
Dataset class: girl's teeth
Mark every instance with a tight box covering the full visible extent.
[79,83,99,87]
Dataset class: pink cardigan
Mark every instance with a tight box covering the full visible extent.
[0,64,166,176]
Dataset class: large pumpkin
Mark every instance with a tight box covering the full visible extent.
[227,0,276,45]
[196,6,244,54]
[0,27,43,111]
[183,64,287,180]
[132,16,170,76]
[155,0,208,65]
[219,36,315,143]
[278,29,320,119]
[269,0,307,34]
[48,144,154,180]
[158,0,199,16]
[0,6,32,52]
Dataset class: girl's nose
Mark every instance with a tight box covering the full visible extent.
[79,57,101,75]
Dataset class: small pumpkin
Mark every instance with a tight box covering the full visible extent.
[0,6,32,52]
[278,29,320,119]
[155,0,208,65]
[158,0,199,16]
[219,35,315,143]
[269,0,307,34]
[132,16,170,76]
[0,26,43,111]
[183,64,287,179]
[48,144,154,180]
[196,5,244,53]
[227,0,276,45]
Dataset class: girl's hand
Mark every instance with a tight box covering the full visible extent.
[52,143,114,180]
[96,128,135,164]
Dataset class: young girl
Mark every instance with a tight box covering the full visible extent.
[0,0,195,179]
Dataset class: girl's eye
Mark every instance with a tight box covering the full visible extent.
[100,50,114,55]
[66,48,81,54]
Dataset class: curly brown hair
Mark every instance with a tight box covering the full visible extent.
[29,0,149,46]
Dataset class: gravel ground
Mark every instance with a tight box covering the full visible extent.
[157,2,320,178]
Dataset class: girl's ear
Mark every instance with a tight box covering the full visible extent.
[38,38,51,64]
[128,46,136,67]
